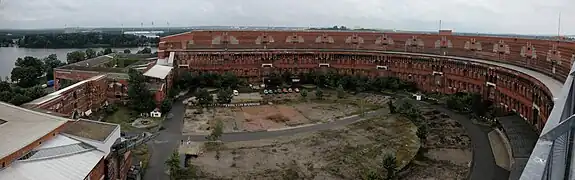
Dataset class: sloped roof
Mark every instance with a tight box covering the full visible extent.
[143,64,173,79]
[0,135,105,180]
[0,102,68,160]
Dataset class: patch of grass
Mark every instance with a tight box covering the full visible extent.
[103,106,135,131]
[132,145,150,174]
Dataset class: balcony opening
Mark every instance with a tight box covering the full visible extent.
[262,64,273,68]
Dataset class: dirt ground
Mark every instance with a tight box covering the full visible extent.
[182,92,391,134]
[399,107,472,180]
[189,112,421,180]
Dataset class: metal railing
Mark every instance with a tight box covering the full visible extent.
[520,62,575,180]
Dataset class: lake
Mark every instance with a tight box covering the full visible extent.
[0,47,158,79]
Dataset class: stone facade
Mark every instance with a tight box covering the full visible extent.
[158,30,574,132]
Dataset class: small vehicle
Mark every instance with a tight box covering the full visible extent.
[263,89,269,94]
[282,88,288,93]
[277,89,282,93]
[288,88,293,93]
[294,88,300,93]
[233,90,239,96]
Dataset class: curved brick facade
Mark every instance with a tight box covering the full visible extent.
[159,30,575,132]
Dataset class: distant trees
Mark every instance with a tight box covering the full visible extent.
[85,48,97,59]
[127,69,156,113]
[66,51,86,64]
[17,33,159,48]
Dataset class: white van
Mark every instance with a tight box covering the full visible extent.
[233,90,239,96]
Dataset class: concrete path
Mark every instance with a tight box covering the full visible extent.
[143,98,186,180]
[405,99,510,180]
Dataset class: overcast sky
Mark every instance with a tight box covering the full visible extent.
[0,0,573,35]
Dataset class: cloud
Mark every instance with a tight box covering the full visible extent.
[0,0,573,34]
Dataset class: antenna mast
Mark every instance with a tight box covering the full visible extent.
[439,20,442,31]
[557,12,561,37]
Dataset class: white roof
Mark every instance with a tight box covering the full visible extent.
[0,102,68,160]
[143,64,173,79]
[0,135,105,180]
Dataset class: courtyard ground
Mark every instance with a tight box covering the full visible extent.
[398,106,472,180]
[188,111,421,180]
[182,92,390,134]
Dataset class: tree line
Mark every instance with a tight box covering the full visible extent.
[17,33,159,48]
[0,54,69,105]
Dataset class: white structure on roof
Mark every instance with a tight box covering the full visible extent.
[156,52,175,67]
[0,134,105,180]
[143,64,173,79]
[0,102,68,160]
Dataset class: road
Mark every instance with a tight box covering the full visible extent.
[405,99,509,180]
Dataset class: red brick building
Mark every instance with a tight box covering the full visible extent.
[23,74,109,118]
[0,103,130,180]
[158,30,575,132]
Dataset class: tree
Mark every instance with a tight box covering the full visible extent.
[103,48,113,55]
[336,84,345,99]
[216,88,233,104]
[161,98,173,114]
[207,119,224,141]
[85,48,97,59]
[416,124,428,144]
[165,151,198,180]
[66,51,86,64]
[381,154,398,180]
[196,88,213,107]
[11,56,45,88]
[43,54,65,80]
[300,89,308,100]
[127,69,156,113]
[10,94,31,105]
[388,100,396,114]
[123,49,131,54]
[315,88,324,100]
[165,151,181,179]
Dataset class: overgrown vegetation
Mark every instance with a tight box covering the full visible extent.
[127,69,156,113]
[165,151,199,180]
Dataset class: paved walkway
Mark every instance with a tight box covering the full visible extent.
[406,98,510,180]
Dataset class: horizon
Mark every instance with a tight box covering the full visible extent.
[1,0,573,35]
[1,26,572,37]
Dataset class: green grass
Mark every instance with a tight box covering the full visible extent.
[103,107,135,131]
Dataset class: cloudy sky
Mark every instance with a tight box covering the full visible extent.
[0,0,573,35]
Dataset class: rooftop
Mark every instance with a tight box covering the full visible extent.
[0,102,68,160]
[56,53,156,74]
[143,64,173,80]
[0,134,105,180]
[62,119,119,142]
[25,74,107,106]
